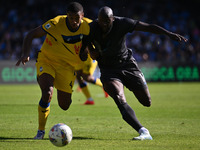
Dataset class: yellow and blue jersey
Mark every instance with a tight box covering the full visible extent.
[39,15,92,67]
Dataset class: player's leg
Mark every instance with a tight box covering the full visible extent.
[76,70,94,105]
[131,84,152,140]
[82,73,102,86]
[133,88,151,107]
[128,70,151,106]
[57,90,72,110]
[54,65,76,109]
[82,59,103,87]
[34,73,54,139]
[103,80,143,132]
[82,72,109,98]
[82,59,109,98]
[126,71,152,140]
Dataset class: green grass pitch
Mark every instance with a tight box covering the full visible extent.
[0,82,200,150]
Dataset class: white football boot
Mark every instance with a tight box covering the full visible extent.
[33,130,45,140]
[133,127,153,140]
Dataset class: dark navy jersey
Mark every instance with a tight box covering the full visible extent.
[88,16,138,68]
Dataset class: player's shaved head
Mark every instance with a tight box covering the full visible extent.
[98,6,114,34]
[98,6,113,18]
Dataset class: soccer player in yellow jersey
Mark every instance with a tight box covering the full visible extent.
[75,55,109,105]
[16,2,91,139]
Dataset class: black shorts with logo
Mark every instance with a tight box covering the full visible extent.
[100,58,147,91]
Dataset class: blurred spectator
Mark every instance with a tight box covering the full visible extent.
[0,0,199,64]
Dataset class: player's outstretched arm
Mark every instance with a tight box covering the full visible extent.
[16,26,46,66]
[135,21,188,42]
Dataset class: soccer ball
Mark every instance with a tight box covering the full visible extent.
[49,123,73,147]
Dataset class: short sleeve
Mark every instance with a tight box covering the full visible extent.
[122,17,139,33]
[41,17,57,34]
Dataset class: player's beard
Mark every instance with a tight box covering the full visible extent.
[71,23,80,30]
[102,23,113,37]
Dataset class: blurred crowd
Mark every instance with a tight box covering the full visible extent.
[0,0,200,64]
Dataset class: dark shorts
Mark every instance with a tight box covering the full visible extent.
[100,58,147,91]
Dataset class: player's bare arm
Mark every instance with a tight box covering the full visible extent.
[87,42,100,60]
[79,45,89,61]
[16,26,46,66]
[80,42,100,61]
[135,21,188,42]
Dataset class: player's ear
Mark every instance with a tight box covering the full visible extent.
[112,16,115,21]
[81,12,84,18]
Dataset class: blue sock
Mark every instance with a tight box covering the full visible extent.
[80,82,87,88]
[39,99,50,108]
[92,78,96,84]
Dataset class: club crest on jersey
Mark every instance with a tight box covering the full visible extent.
[40,67,43,72]
[45,23,51,30]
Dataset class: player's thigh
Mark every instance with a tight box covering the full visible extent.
[103,80,126,103]
[54,66,76,94]
[36,61,55,91]
[123,68,151,106]
[36,61,56,80]
[128,73,151,106]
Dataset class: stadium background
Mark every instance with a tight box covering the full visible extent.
[0,0,200,83]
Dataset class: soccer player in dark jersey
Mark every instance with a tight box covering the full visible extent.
[80,6,188,140]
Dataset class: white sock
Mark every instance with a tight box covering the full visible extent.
[87,97,93,101]
[139,127,149,134]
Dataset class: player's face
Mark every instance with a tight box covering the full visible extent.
[98,15,114,34]
[67,11,84,30]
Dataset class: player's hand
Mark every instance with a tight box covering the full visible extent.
[89,50,100,60]
[15,55,30,66]
[88,42,100,60]
[168,32,188,42]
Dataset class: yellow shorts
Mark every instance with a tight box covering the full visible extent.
[36,60,76,94]
[75,57,97,75]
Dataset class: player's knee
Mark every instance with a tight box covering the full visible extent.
[60,106,69,111]
[59,99,72,111]
[83,75,93,83]
[142,96,151,107]
[114,94,126,105]
[42,87,53,103]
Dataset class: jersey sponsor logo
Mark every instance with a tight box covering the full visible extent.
[62,34,84,44]
[44,23,51,30]
[74,43,82,54]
